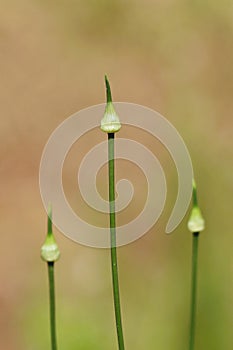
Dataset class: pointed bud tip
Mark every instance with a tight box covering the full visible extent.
[192,178,196,191]
[105,75,112,103]
[47,204,53,235]
[192,179,198,207]
[48,203,52,218]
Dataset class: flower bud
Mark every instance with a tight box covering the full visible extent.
[41,205,60,262]
[188,206,205,233]
[100,76,121,133]
[188,179,205,233]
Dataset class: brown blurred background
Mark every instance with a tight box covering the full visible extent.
[0,0,233,349]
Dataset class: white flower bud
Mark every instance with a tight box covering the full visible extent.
[188,207,205,233]
[100,102,121,133]
[100,75,121,133]
[188,179,205,233]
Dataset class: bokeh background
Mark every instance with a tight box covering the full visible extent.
[1,0,233,349]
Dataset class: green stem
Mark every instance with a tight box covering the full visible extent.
[189,232,199,350]
[108,133,125,350]
[47,261,58,350]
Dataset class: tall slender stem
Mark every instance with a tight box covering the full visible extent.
[48,261,58,350]
[189,232,199,350]
[108,133,125,350]
[41,207,60,350]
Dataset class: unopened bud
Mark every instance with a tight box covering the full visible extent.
[188,179,205,233]
[100,75,121,133]
[41,205,60,262]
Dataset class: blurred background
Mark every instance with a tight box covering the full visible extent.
[0,0,232,349]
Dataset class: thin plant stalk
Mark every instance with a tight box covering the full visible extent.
[187,180,205,350]
[108,132,125,350]
[189,231,199,350]
[47,261,58,350]
[101,76,125,350]
[41,206,60,350]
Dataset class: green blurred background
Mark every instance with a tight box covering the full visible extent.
[0,0,232,349]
